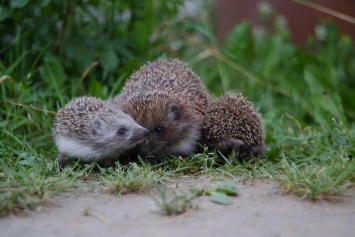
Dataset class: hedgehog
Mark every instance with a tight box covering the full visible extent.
[204,92,265,159]
[53,96,151,166]
[108,59,210,158]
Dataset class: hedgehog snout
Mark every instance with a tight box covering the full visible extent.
[144,129,151,137]
[130,127,151,141]
[140,128,151,138]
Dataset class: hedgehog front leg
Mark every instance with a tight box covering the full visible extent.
[98,157,117,168]
[56,153,68,167]
[209,138,248,159]
[211,138,265,159]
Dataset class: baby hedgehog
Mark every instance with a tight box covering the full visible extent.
[108,59,209,158]
[53,96,150,166]
[204,93,265,159]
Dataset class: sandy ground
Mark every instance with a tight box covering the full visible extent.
[1,178,355,237]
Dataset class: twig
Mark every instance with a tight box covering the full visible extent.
[0,75,11,84]
[285,113,302,131]
[28,113,44,133]
[292,0,355,24]
[80,61,99,81]
[209,48,290,96]
[189,43,290,97]
[7,100,56,114]
[82,209,113,224]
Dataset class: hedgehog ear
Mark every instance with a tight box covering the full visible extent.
[92,117,103,135]
[168,103,179,120]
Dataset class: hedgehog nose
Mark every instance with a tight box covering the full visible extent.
[144,129,151,137]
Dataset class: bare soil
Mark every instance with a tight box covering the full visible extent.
[1,178,355,237]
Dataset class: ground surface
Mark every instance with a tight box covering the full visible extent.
[1,178,355,237]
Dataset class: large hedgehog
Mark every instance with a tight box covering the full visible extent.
[108,59,210,158]
[53,96,151,166]
[204,92,265,158]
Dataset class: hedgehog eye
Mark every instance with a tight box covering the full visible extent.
[155,126,164,134]
[117,127,126,135]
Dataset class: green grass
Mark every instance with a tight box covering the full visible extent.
[1,1,355,217]
[99,161,167,195]
[153,187,199,216]
[265,121,355,201]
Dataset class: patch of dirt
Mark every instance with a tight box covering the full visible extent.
[1,179,355,237]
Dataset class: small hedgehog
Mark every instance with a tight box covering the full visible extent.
[53,96,151,166]
[108,59,209,158]
[204,93,265,158]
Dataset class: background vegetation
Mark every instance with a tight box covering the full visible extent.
[1,0,354,216]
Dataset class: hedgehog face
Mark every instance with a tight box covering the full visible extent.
[53,96,152,163]
[121,94,203,158]
[91,111,150,154]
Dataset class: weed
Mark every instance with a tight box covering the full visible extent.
[99,162,167,195]
[267,156,355,201]
[154,187,201,216]
[265,121,355,201]
[161,146,220,175]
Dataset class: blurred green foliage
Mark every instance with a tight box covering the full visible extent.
[221,20,355,128]
[1,0,184,100]
[2,1,354,129]
[181,9,355,129]
[1,0,354,145]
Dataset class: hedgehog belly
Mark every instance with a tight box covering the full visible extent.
[55,134,106,161]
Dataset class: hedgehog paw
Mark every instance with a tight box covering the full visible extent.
[98,157,117,168]
[211,138,248,159]
[56,153,68,168]
[250,144,266,158]
[215,138,267,159]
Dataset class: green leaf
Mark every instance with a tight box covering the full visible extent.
[303,67,345,126]
[40,0,51,7]
[210,192,232,205]
[223,21,253,61]
[132,1,154,52]
[10,0,30,9]
[4,51,28,75]
[96,51,119,73]
[39,55,67,106]
[0,8,12,21]
[216,184,239,196]
[39,55,66,88]
[89,80,104,98]
[261,35,283,77]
